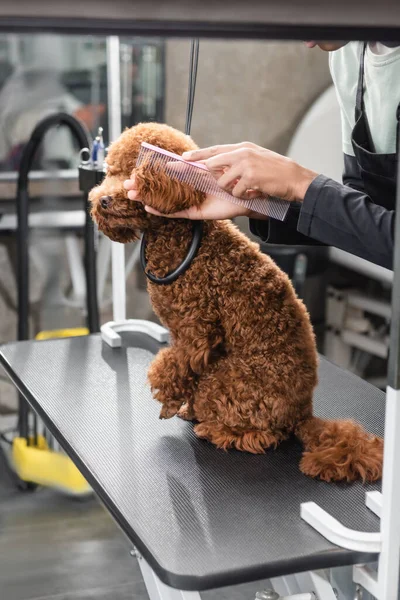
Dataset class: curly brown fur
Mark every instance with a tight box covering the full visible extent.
[90,122,383,483]
[296,417,383,482]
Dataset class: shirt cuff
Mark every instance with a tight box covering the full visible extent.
[298,174,330,237]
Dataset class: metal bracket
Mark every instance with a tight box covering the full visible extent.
[353,565,379,600]
[300,502,381,553]
[256,591,314,600]
[101,319,170,347]
[271,569,338,599]
[131,547,201,600]
[301,497,381,598]
[365,491,382,518]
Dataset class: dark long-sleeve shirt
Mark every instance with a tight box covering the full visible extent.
[250,154,395,270]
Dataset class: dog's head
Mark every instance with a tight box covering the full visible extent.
[90,122,205,243]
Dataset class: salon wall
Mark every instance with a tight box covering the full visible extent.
[165,40,331,154]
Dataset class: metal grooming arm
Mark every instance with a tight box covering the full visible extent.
[100,36,161,346]
[107,36,127,323]
[101,320,169,347]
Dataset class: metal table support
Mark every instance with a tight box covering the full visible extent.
[299,96,400,600]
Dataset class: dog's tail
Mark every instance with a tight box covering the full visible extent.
[295,416,383,482]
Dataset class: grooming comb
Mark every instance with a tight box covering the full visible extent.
[136,142,290,221]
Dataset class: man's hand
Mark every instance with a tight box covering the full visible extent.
[182,142,317,203]
[124,175,258,220]
[124,140,317,221]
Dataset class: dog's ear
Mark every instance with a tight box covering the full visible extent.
[134,165,205,214]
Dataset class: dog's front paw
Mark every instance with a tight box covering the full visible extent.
[159,404,180,420]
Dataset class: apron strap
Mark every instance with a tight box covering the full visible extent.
[355,42,367,122]
[354,42,376,153]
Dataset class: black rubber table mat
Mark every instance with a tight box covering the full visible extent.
[0,333,384,591]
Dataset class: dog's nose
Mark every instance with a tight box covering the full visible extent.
[100,195,112,209]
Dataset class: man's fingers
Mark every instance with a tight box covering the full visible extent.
[182,141,257,162]
[245,189,265,200]
[144,206,166,216]
[182,145,232,161]
[204,147,257,172]
[124,178,135,190]
[202,151,240,173]
[124,175,140,200]
[216,165,242,191]
[231,176,253,199]
[183,144,243,162]
[127,190,140,200]
[144,206,203,220]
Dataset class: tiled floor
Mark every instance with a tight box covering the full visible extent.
[0,448,149,600]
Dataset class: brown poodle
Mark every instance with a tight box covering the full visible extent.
[90,122,383,483]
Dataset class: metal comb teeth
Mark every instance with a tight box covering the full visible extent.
[136,142,290,221]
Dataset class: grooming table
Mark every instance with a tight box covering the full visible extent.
[0,331,383,594]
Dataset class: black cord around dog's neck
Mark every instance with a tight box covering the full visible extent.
[140,220,204,285]
[141,39,203,286]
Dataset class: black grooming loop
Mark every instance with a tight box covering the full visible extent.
[140,220,204,285]
[140,39,204,285]
[185,38,200,136]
